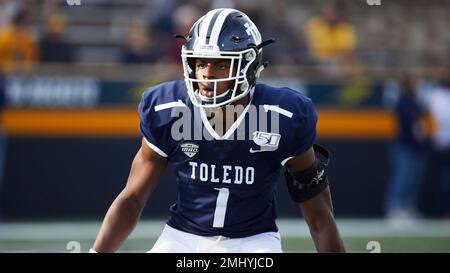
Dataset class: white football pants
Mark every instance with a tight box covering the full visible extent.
[148,224,283,253]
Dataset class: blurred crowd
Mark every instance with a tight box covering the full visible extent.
[383,70,450,223]
[1,0,449,74]
[0,0,74,73]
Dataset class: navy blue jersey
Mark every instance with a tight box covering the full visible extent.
[138,80,317,238]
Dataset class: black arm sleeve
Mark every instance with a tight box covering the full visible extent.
[284,144,330,203]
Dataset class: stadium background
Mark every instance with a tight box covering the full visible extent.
[0,0,449,252]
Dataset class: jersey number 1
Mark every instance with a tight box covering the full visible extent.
[213,188,229,228]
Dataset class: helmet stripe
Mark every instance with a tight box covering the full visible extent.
[198,9,221,45]
[209,9,235,46]
[205,9,222,44]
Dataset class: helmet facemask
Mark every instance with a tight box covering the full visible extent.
[181,46,260,108]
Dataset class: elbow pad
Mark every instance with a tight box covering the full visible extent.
[284,144,330,203]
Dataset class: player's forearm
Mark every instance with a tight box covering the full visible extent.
[92,192,144,252]
[309,220,345,253]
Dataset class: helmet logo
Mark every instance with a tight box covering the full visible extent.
[244,22,261,44]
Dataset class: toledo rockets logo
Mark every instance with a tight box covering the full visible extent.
[181,143,199,157]
[250,131,281,153]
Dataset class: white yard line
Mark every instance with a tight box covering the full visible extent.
[278,219,450,237]
[1,219,450,240]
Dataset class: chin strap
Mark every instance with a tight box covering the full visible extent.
[255,65,265,78]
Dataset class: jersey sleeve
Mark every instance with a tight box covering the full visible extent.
[138,88,171,157]
[278,95,318,164]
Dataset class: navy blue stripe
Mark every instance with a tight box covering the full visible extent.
[206,9,222,44]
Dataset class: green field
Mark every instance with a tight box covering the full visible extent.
[1,219,449,253]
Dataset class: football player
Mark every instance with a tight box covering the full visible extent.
[91,8,345,253]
